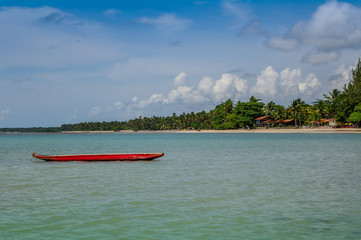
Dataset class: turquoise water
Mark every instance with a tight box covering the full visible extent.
[1,133,360,239]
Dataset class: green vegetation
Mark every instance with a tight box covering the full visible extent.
[348,103,361,125]
[2,59,361,132]
[0,127,61,133]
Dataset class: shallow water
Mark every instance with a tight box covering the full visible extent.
[1,133,360,239]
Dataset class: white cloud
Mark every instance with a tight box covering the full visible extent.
[291,1,361,51]
[266,37,298,51]
[114,101,124,110]
[132,72,248,110]
[174,72,187,86]
[164,85,208,105]
[222,0,249,23]
[166,89,181,104]
[149,94,164,103]
[251,66,279,97]
[280,67,320,97]
[198,76,215,94]
[108,58,186,81]
[200,74,248,102]
[103,9,122,16]
[329,64,353,90]
[167,86,193,104]
[213,74,239,101]
[234,77,248,92]
[250,66,321,100]
[134,94,164,109]
[213,74,234,98]
[298,73,320,93]
[0,108,10,120]
[266,0,361,64]
[132,97,138,102]
[0,7,121,69]
[238,20,266,37]
[138,13,192,32]
[116,65,324,117]
[279,67,303,97]
[302,51,339,65]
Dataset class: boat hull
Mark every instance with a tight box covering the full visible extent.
[32,152,164,161]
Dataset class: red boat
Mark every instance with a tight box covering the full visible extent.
[32,152,164,162]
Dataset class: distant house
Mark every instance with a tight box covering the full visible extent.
[274,119,294,126]
[321,118,337,127]
[281,119,294,126]
[329,118,337,127]
[254,116,296,127]
[254,116,273,127]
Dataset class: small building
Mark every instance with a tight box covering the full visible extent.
[321,118,337,127]
[254,116,273,127]
[281,119,294,126]
[329,118,337,127]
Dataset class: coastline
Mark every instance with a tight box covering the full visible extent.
[2,127,361,135]
[61,127,361,134]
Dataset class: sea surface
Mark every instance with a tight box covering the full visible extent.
[0,132,360,239]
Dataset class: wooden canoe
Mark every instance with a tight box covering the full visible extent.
[32,152,164,162]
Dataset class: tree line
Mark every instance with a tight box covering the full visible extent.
[2,59,361,132]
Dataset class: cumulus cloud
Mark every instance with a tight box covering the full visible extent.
[174,72,187,86]
[291,1,361,50]
[131,72,249,111]
[138,13,192,32]
[251,66,279,97]
[134,94,164,109]
[251,66,320,99]
[198,76,215,94]
[280,68,303,95]
[120,66,322,114]
[131,73,248,110]
[213,75,234,99]
[280,68,320,97]
[329,64,353,90]
[212,74,247,101]
[298,73,320,93]
[166,86,206,104]
[266,0,361,64]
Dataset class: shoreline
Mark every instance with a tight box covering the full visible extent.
[1,127,361,134]
[62,127,361,134]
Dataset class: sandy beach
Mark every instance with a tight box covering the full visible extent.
[192,127,361,134]
[59,127,361,134]
[148,128,361,134]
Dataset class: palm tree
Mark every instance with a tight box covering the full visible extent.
[263,101,278,121]
[223,99,234,115]
[274,105,286,125]
[288,98,306,127]
[313,99,329,119]
[249,96,262,103]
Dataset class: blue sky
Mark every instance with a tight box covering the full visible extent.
[1,0,361,127]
